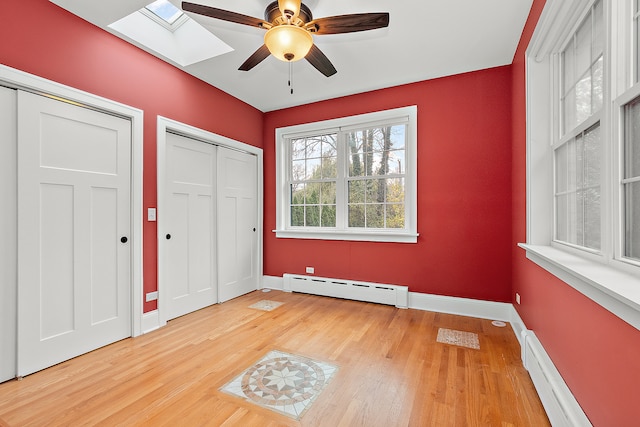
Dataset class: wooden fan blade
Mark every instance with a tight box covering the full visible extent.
[305,44,337,77]
[239,45,271,71]
[182,2,268,28]
[309,13,389,35]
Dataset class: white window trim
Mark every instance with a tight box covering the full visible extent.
[523,0,640,330]
[274,106,418,243]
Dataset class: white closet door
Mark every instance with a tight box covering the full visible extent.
[17,91,132,377]
[163,132,217,320]
[0,86,17,383]
[217,146,259,302]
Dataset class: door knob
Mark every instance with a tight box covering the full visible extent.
[166,234,171,240]
[120,236,128,243]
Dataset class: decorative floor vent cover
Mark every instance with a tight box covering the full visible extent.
[436,328,480,350]
[248,300,284,311]
[220,350,338,419]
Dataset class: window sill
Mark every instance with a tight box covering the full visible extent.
[274,229,418,243]
[519,244,640,330]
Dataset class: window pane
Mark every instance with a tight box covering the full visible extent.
[291,138,306,160]
[321,156,337,178]
[561,1,603,136]
[624,96,640,179]
[349,153,365,177]
[584,125,601,186]
[291,159,305,181]
[593,0,604,59]
[386,178,405,203]
[556,193,568,242]
[624,96,640,260]
[554,124,601,250]
[305,158,320,180]
[321,205,336,227]
[305,205,320,227]
[575,73,592,127]
[348,204,365,227]
[387,205,405,228]
[368,204,385,228]
[348,180,365,203]
[625,182,640,260]
[306,182,320,204]
[388,150,405,174]
[291,183,305,204]
[306,138,321,158]
[584,187,601,249]
[592,56,604,112]
[320,182,336,204]
[563,88,577,133]
[365,179,380,203]
[575,17,592,76]
[321,138,336,157]
[556,144,568,193]
[291,206,304,226]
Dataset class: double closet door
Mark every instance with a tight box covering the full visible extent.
[1,88,132,380]
[163,132,258,321]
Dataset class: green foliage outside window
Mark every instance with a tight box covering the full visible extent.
[289,124,406,229]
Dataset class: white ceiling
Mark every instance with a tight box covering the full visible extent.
[50,0,533,112]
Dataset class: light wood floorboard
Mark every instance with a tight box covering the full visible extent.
[0,290,549,426]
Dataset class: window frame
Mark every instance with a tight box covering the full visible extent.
[522,0,640,330]
[274,106,418,243]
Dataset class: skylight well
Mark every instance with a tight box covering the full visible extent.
[108,0,233,67]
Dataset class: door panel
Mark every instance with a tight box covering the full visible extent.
[218,147,258,302]
[17,91,131,377]
[164,133,216,320]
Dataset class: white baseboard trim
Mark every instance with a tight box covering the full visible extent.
[408,291,513,322]
[141,310,162,334]
[263,275,284,291]
[508,305,527,348]
[522,330,592,426]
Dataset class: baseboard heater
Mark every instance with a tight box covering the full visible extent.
[521,330,592,427]
[283,274,408,308]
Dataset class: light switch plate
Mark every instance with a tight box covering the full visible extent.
[147,207,157,222]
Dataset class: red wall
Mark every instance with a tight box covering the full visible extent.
[511,1,640,425]
[4,1,639,424]
[264,67,514,302]
[1,0,264,312]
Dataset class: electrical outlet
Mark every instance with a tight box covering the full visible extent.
[515,292,521,305]
[305,266,314,274]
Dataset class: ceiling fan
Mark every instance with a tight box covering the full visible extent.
[182,0,390,77]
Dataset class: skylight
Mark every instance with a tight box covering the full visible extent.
[145,0,183,25]
[108,0,233,67]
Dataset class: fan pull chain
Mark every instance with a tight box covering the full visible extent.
[288,61,294,95]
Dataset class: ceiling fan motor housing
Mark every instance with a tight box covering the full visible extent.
[264,1,313,24]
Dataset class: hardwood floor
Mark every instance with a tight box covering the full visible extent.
[0,291,549,426]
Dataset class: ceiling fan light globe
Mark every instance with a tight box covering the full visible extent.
[264,25,313,62]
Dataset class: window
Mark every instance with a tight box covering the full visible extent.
[555,0,603,251]
[524,0,640,329]
[275,106,417,243]
[141,0,188,32]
